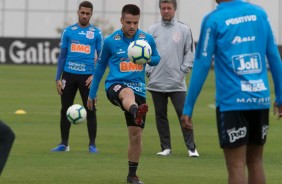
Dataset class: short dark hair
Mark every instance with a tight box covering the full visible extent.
[159,0,177,10]
[121,4,140,17]
[79,1,93,11]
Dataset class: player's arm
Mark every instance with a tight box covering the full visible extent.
[95,30,104,59]
[87,39,110,110]
[55,29,68,95]
[55,48,67,94]
[182,16,216,118]
[264,15,282,118]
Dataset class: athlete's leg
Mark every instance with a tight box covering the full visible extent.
[119,87,137,112]
[246,109,268,184]
[246,145,265,184]
[78,74,97,146]
[127,126,143,163]
[60,72,77,145]
[223,145,247,184]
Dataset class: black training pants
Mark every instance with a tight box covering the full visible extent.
[150,91,195,150]
[60,72,97,146]
[0,120,15,175]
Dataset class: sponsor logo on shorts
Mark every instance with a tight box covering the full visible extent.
[262,125,269,139]
[62,79,66,89]
[227,127,247,143]
[113,84,122,92]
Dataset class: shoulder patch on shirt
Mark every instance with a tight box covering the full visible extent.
[89,27,95,31]
[71,26,78,30]
[138,33,146,39]
[114,34,121,40]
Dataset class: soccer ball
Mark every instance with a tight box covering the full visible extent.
[128,40,152,64]
[66,104,87,124]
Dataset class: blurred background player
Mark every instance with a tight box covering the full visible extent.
[0,120,15,176]
[52,1,103,153]
[181,0,282,183]
[87,4,160,184]
[146,0,199,157]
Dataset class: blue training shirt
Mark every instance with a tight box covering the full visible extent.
[183,0,282,116]
[56,23,103,80]
[89,29,160,99]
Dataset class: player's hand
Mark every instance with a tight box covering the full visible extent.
[56,80,63,95]
[273,102,282,119]
[86,75,93,88]
[180,115,193,130]
[87,97,97,110]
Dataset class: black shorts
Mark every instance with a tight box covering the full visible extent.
[216,107,269,148]
[107,83,146,128]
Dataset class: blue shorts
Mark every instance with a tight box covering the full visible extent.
[216,107,269,148]
[107,83,146,128]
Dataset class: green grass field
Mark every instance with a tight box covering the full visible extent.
[0,65,281,184]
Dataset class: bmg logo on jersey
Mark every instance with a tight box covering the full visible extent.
[232,53,262,75]
[71,43,90,54]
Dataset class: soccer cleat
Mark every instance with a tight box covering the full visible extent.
[188,149,199,157]
[51,144,70,152]
[127,175,144,184]
[135,104,148,125]
[156,149,172,156]
[89,145,98,153]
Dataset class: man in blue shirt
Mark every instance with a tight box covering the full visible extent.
[87,4,160,184]
[52,1,103,153]
[181,0,282,183]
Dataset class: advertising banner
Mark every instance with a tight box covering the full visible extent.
[0,38,60,65]
[0,38,281,65]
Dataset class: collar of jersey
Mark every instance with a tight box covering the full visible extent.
[218,0,244,8]
[161,17,177,26]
